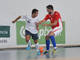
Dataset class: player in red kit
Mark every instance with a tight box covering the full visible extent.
[39,5,63,54]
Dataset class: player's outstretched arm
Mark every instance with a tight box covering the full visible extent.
[38,19,46,24]
[12,16,21,23]
[43,20,57,27]
[48,20,57,26]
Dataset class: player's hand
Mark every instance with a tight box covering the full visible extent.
[42,24,49,26]
[12,20,16,23]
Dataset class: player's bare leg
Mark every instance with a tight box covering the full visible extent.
[25,35,31,50]
[34,40,39,50]
[34,40,40,55]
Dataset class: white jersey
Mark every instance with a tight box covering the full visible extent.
[21,15,39,34]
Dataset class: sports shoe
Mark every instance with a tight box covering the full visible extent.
[26,45,31,50]
[37,50,41,55]
[52,49,56,55]
[43,50,49,55]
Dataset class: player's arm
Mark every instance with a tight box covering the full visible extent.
[38,14,49,24]
[49,20,57,26]
[36,24,39,31]
[35,22,39,31]
[35,19,46,31]
[38,19,46,24]
[43,20,57,27]
[12,16,21,23]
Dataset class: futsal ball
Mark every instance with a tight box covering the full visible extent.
[39,46,44,53]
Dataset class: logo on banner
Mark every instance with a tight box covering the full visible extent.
[0,26,10,37]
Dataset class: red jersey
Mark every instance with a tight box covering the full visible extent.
[44,11,62,29]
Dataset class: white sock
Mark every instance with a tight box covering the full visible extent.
[35,43,39,51]
[54,47,57,50]
[27,40,31,47]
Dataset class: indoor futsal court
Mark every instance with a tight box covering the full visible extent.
[0,0,80,60]
[0,47,80,60]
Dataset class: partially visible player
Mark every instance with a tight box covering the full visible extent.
[38,5,63,54]
[12,9,40,54]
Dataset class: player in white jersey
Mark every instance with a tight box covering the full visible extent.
[12,9,40,54]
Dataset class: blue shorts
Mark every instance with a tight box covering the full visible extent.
[25,30,38,40]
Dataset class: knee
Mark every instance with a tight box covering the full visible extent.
[45,35,49,40]
[34,40,38,44]
[25,35,30,42]
[49,32,55,36]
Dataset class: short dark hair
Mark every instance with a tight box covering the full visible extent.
[32,9,38,14]
[46,5,54,10]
